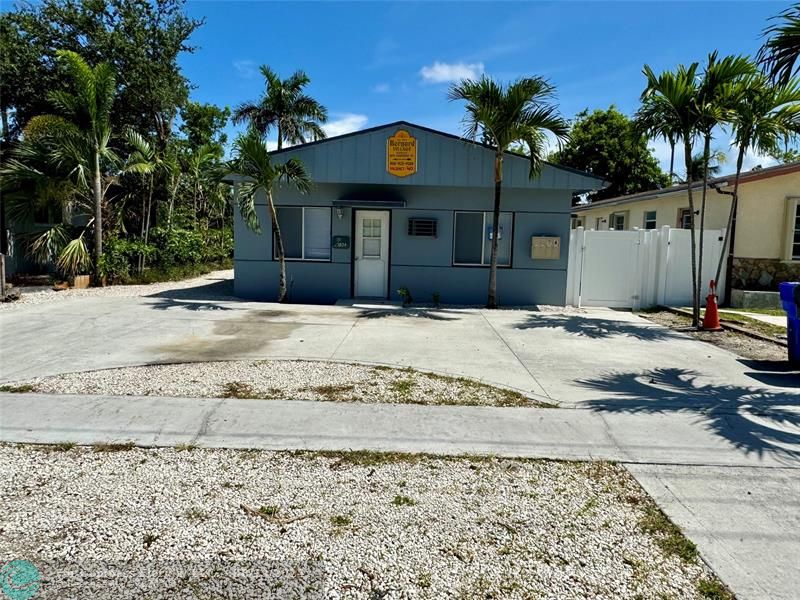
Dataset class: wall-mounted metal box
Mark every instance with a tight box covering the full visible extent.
[531,236,561,260]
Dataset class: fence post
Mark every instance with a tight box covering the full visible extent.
[567,227,585,307]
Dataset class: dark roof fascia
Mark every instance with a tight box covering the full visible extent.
[268,120,606,185]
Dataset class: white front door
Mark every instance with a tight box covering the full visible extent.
[354,210,390,297]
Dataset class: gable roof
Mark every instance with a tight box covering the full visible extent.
[577,161,800,210]
[268,120,606,191]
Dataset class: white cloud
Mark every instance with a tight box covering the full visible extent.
[323,113,368,138]
[233,60,258,79]
[372,83,390,93]
[266,140,280,152]
[420,61,484,84]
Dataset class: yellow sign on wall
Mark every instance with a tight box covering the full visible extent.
[387,130,417,177]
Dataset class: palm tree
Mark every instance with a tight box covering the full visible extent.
[685,149,727,182]
[124,130,160,273]
[693,53,755,314]
[637,103,681,185]
[714,74,800,299]
[47,50,118,280]
[448,76,569,308]
[232,66,328,150]
[224,131,312,302]
[637,63,703,325]
[759,4,800,85]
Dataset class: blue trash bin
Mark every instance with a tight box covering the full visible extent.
[778,282,800,365]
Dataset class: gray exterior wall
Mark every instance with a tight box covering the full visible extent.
[233,123,602,306]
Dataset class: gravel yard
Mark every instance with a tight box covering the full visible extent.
[0,445,727,599]
[0,269,236,311]
[14,360,549,407]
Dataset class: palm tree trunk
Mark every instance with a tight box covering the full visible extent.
[683,140,699,327]
[93,146,103,284]
[277,124,282,151]
[696,134,711,325]
[487,152,503,309]
[715,146,745,304]
[143,173,154,270]
[668,139,675,186]
[267,189,288,302]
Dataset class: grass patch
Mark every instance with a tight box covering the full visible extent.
[93,441,136,453]
[313,449,424,467]
[329,514,352,527]
[184,507,208,521]
[696,578,735,600]
[306,384,355,402]
[390,378,415,396]
[221,381,259,399]
[638,505,697,563]
[0,384,37,393]
[392,494,416,507]
[716,312,786,338]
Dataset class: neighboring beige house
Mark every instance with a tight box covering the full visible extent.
[572,162,800,290]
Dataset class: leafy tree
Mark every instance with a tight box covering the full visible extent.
[685,150,727,182]
[179,101,230,157]
[549,107,668,201]
[2,0,202,148]
[232,66,328,150]
[714,74,800,297]
[224,131,312,302]
[448,76,569,308]
[759,4,800,85]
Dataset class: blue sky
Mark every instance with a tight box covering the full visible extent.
[181,0,788,172]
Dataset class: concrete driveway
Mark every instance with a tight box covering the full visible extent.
[1,272,799,599]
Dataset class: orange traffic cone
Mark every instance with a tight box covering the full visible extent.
[703,280,723,331]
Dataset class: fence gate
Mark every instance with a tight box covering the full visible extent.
[566,226,727,309]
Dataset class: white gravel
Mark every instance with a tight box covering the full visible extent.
[18,360,547,407]
[0,446,722,599]
[0,269,236,310]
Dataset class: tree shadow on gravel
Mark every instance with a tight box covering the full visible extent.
[580,367,800,463]
[146,278,236,302]
[514,314,683,341]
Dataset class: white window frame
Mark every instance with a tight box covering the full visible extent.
[783,196,800,262]
[273,206,331,262]
[452,211,512,267]
[678,207,692,229]
[609,211,627,231]
[643,210,657,230]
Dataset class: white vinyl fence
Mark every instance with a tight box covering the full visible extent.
[566,226,727,309]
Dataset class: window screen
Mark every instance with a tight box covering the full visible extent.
[304,207,331,260]
[644,210,657,230]
[274,207,330,260]
[275,207,302,259]
[454,211,511,266]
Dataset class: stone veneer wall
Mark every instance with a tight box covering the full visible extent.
[731,258,800,290]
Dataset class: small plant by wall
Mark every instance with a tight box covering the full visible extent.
[397,287,413,307]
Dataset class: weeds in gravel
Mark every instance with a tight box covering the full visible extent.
[40,442,76,452]
[329,514,352,527]
[184,507,208,521]
[392,495,416,507]
[390,378,415,397]
[316,449,424,467]
[143,533,159,548]
[0,383,37,393]
[175,443,198,452]
[93,442,136,453]
[221,382,259,399]
[416,572,432,589]
[696,578,734,600]
[307,384,356,402]
[638,505,697,563]
[258,505,281,518]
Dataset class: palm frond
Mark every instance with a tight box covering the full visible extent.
[56,234,91,276]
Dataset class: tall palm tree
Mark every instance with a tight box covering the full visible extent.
[47,50,118,280]
[637,63,703,325]
[759,4,800,85]
[232,66,328,150]
[637,103,681,185]
[714,73,800,298]
[124,130,160,273]
[448,76,569,308]
[693,53,755,314]
[224,131,312,302]
[685,149,727,182]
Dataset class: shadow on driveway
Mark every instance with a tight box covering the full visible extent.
[738,359,800,388]
[580,367,800,463]
[514,314,683,341]
[145,278,239,311]
[355,307,462,321]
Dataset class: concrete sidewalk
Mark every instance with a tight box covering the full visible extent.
[1,392,798,600]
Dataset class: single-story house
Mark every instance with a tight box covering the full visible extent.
[232,121,604,305]
[572,161,800,290]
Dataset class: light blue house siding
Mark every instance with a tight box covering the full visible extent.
[233,122,603,306]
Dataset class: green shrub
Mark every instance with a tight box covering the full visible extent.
[99,237,156,283]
